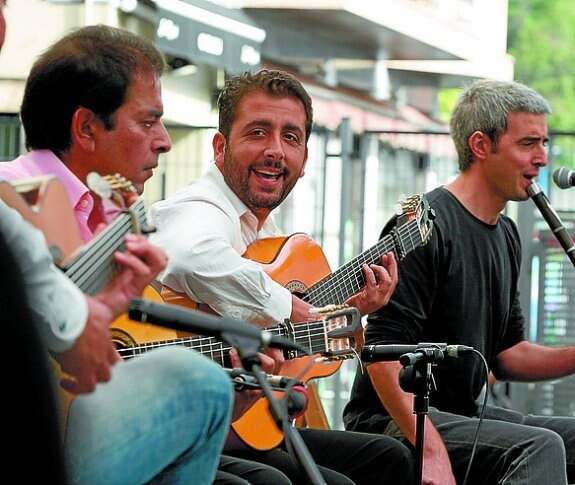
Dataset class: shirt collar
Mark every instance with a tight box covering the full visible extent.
[27,150,90,210]
[205,162,279,235]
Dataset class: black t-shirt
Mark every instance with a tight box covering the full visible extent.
[344,187,526,430]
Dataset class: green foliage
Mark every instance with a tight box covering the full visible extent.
[437,88,462,125]
[508,0,575,131]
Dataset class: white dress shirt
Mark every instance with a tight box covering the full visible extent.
[148,163,292,326]
[0,200,87,351]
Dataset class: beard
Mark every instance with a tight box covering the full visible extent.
[222,149,300,212]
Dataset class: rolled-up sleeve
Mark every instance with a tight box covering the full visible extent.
[150,198,292,326]
[0,200,87,351]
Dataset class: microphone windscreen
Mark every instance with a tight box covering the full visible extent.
[553,167,572,189]
[286,385,309,420]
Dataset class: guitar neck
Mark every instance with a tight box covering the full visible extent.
[119,334,232,366]
[117,317,349,362]
[302,218,421,307]
[63,200,147,295]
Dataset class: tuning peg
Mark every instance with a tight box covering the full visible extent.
[87,172,112,199]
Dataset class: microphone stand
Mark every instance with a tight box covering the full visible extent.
[398,347,443,485]
[231,333,327,485]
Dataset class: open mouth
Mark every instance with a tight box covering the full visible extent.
[252,167,284,182]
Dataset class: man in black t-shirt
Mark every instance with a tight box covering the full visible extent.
[344,79,575,485]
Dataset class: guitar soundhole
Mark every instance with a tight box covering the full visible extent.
[285,280,308,294]
[110,328,137,351]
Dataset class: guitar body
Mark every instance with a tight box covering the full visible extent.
[232,234,345,451]
[160,233,344,451]
[0,176,83,264]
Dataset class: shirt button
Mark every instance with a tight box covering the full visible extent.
[80,199,89,208]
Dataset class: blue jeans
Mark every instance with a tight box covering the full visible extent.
[384,405,575,484]
[64,347,233,484]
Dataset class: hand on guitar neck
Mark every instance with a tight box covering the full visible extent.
[344,252,398,316]
[290,252,398,322]
[54,235,168,394]
[3,173,172,396]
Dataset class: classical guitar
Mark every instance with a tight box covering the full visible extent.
[246,193,435,308]
[115,303,362,451]
[162,193,434,310]
[160,193,434,448]
[0,174,175,422]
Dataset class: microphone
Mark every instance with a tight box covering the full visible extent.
[225,368,303,391]
[128,297,307,353]
[553,167,575,189]
[361,343,474,363]
[225,368,309,419]
[527,180,575,266]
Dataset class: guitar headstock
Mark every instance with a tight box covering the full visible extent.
[86,172,154,235]
[393,193,435,258]
[87,172,138,208]
[313,305,363,359]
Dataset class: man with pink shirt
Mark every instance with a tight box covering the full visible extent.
[0,21,171,240]
[0,21,233,484]
[0,150,123,243]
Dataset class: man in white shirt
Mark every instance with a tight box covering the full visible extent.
[149,69,415,484]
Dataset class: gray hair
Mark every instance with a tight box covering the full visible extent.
[450,79,551,170]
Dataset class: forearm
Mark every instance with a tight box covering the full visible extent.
[496,340,575,381]
[367,362,453,476]
[367,361,423,444]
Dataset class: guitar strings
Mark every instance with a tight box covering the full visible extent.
[117,319,341,362]
[118,334,232,366]
[64,201,146,295]
[304,219,424,307]
[116,318,350,387]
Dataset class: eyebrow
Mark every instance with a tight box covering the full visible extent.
[244,119,304,137]
[139,108,163,119]
[518,136,549,144]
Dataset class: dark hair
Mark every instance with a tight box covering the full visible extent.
[217,69,313,143]
[450,79,551,170]
[20,24,166,154]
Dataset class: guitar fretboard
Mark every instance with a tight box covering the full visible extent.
[116,316,353,362]
[63,200,147,295]
[301,217,423,307]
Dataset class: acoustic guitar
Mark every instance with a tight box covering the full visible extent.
[118,302,363,450]
[1,174,362,450]
[0,174,175,424]
[161,193,435,449]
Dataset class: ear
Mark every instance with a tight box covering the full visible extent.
[71,107,98,153]
[468,130,492,161]
[213,131,226,171]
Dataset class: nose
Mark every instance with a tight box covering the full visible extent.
[263,133,285,160]
[534,143,548,167]
[154,122,172,154]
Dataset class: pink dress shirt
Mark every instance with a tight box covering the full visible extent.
[0,149,119,243]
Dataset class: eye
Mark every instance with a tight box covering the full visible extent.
[284,132,301,143]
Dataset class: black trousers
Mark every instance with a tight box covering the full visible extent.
[216,427,414,484]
